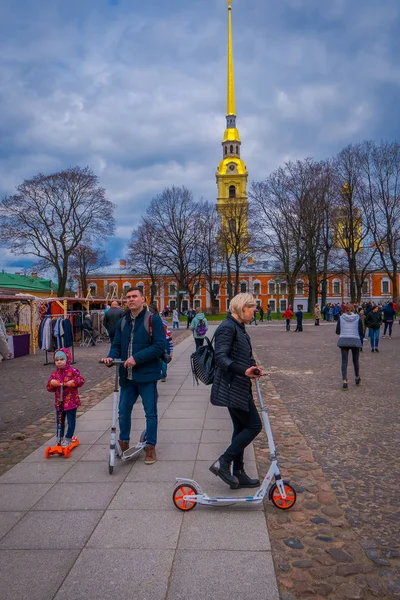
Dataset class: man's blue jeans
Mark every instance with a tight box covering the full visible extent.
[368,328,380,349]
[119,380,158,446]
[160,360,167,379]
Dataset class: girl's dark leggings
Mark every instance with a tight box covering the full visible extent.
[57,408,77,439]
[340,348,360,380]
[222,395,262,470]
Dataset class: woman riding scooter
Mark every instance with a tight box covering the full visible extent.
[209,293,262,489]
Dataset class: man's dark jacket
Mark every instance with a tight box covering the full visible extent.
[210,314,256,412]
[365,311,382,330]
[104,307,123,336]
[108,308,166,384]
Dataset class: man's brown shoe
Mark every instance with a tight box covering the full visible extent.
[145,444,156,465]
[119,440,129,452]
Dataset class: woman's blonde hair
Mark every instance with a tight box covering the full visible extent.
[229,293,257,319]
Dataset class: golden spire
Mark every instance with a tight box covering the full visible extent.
[227,0,236,116]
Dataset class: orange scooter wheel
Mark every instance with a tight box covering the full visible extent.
[173,484,197,511]
[45,447,52,458]
[63,447,71,458]
[270,482,296,510]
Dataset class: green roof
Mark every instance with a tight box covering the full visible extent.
[0,271,57,292]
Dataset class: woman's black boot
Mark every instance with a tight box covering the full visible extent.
[232,468,260,489]
[209,457,239,488]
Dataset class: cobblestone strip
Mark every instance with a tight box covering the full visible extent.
[252,367,397,600]
[0,330,192,476]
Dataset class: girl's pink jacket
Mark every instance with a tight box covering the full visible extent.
[46,348,85,411]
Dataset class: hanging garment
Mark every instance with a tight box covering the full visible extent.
[62,318,73,348]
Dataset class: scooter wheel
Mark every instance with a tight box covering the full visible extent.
[139,430,147,443]
[63,447,71,458]
[173,484,197,511]
[270,482,296,510]
[45,447,51,459]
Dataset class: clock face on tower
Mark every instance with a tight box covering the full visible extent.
[229,164,235,171]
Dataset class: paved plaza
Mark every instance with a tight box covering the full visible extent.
[0,321,399,599]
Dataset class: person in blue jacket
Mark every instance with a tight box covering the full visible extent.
[101,287,166,465]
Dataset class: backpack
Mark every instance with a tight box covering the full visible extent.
[195,318,207,337]
[190,335,215,385]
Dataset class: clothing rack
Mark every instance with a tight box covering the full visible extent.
[41,311,84,366]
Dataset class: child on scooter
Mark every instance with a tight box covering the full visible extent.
[47,348,85,447]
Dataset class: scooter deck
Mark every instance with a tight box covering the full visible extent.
[45,437,80,458]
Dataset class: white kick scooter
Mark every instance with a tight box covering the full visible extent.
[100,359,147,474]
[172,372,296,511]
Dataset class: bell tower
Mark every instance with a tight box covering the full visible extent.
[216,0,248,235]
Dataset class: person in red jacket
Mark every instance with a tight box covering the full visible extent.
[47,348,85,447]
[282,306,294,331]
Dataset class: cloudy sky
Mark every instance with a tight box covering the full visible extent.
[1,0,399,272]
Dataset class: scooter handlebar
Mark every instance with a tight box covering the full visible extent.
[99,359,125,366]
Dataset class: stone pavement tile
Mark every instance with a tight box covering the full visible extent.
[0,483,52,511]
[22,443,91,463]
[197,441,256,462]
[156,442,199,461]
[126,460,195,482]
[192,461,262,510]
[95,425,146,445]
[178,511,271,551]
[87,509,183,549]
[163,408,206,420]
[0,460,72,483]
[79,443,113,461]
[200,429,232,443]
[74,419,109,432]
[32,482,121,510]
[0,549,80,600]
[77,409,112,420]
[0,510,103,549]
[109,482,175,510]
[203,418,233,430]
[205,406,231,419]
[169,399,209,409]
[159,418,204,430]
[157,429,201,444]
[53,548,174,600]
[59,460,130,483]
[166,549,279,600]
[0,511,25,540]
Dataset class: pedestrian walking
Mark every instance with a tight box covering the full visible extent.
[101,287,166,465]
[250,308,258,325]
[258,306,264,322]
[382,302,395,338]
[190,308,208,350]
[46,348,85,446]
[172,308,179,330]
[267,304,272,322]
[209,293,262,489]
[365,305,382,352]
[103,300,123,343]
[336,303,363,389]
[186,307,196,329]
[160,320,173,382]
[295,308,303,332]
[358,308,366,351]
[314,303,321,326]
[282,306,294,331]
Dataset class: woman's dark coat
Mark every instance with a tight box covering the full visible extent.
[210,314,256,411]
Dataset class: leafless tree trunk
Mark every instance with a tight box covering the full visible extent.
[69,245,109,296]
[0,166,115,296]
[128,222,161,303]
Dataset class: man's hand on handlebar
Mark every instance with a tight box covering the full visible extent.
[101,358,114,366]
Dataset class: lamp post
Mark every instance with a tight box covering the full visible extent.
[275,277,281,316]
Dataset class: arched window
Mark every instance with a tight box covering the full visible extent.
[224,146,227,155]
[236,145,239,154]
[169,283,177,296]
[230,145,234,153]
[212,282,220,296]
[88,283,97,296]
[280,282,287,295]
[109,282,118,297]
[194,282,200,295]
[268,281,276,295]
[122,282,131,296]
[296,281,304,295]
[136,282,144,295]
[333,279,341,295]
[361,281,368,295]
[229,185,236,198]
[253,281,261,295]
[240,281,247,293]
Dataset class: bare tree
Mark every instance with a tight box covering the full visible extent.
[359,140,400,304]
[200,202,226,313]
[0,166,115,296]
[142,186,205,312]
[251,163,308,308]
[127,222,161,303]
[217,198,253,298]
[333,145,377,302]
[69,245,109,296]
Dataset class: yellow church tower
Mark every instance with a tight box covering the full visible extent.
[216,0,249,235]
